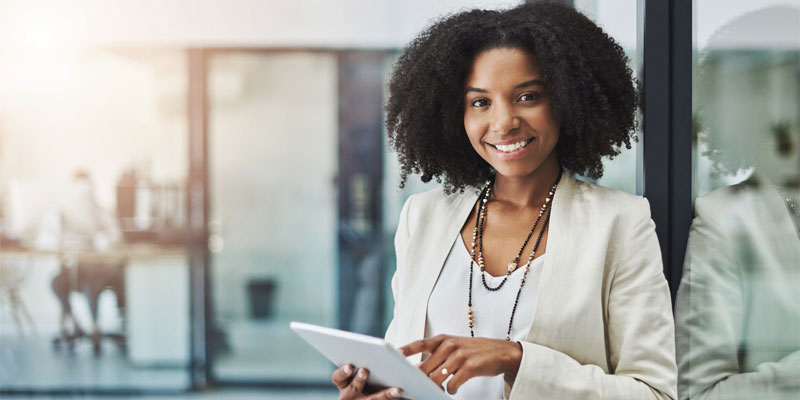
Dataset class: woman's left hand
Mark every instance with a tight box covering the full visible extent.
[399,335,523,395]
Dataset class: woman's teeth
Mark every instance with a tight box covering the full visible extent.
[495,139,531,153]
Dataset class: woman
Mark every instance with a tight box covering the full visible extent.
[332,3,677,399]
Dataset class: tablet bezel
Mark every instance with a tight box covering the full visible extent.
[290,321,451,399]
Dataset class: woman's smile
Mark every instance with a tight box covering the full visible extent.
[487,137,536,159]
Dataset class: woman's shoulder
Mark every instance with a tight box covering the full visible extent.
[399,186,479,231]
[568,175,652,221]
[406,186,480,211]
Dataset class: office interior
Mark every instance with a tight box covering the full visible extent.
[0,0,797,398]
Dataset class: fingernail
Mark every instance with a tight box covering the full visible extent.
[390,387,402,397]
[343,365,351,374]
[358,369,366,379]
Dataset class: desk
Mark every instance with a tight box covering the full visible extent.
[0,245,189,366]
[124,249,189,367]
[0,244,185,259]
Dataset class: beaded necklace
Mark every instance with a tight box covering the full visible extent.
[467,172,561,340]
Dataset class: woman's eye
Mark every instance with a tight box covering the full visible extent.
[470,98,490,107]
[519,92,541,102]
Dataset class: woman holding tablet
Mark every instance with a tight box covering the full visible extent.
[332,2,677,399]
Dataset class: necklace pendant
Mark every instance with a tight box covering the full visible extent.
[507,261,518,273]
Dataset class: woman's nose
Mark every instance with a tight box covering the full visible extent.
[490,102,520,133]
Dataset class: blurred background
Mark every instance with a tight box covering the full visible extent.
[0,0,796,399]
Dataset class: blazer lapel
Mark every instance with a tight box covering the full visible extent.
[525,170,577,345]
[403,189,478,358]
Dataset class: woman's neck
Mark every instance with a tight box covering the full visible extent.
[491,156,561,209]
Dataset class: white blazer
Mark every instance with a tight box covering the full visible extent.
[385,170,678,400]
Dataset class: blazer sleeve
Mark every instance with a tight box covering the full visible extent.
[675,196,800,400]
[384,194,414,347]
[508,197,678,400]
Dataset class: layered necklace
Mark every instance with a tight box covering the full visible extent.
[467,172,561,341]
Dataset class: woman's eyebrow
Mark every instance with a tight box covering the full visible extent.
[465,79,545,94]
[465,86,488,93]
[514,79,545,89]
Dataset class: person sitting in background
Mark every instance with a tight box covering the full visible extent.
[51,169,125,354]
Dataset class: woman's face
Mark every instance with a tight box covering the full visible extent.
[463,47,560,180]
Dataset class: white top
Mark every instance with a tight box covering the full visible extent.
[425,233,545,400]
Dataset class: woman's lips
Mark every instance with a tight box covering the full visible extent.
[488,137,535,160]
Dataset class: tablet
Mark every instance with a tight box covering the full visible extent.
[290,321,451,400]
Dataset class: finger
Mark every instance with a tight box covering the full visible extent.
[399,335,445,357]
[332,364,355,388]
[346,368,369,395]
[445,367,473,395]
[430,351,466,388]
[430,367,451,389]
[364,387,404,400]
[418,338,458,376]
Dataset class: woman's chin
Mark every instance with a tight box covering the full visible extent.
[491,165,540,179]
[489,159,559,181]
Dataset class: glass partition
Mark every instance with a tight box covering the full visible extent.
[574,0,642,194]
[675,1,800,399]
[207,51,340,382]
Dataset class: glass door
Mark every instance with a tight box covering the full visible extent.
[207,51,338,382]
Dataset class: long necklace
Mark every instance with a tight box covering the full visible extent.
[467,173,561,340]
[474,178,557,291]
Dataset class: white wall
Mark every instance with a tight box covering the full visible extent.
[0,0,519,49]
[696,0,799,50]
[0,50,188,217]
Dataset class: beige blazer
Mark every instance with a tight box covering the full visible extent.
[385,170,677,399]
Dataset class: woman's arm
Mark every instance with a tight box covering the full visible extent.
[507,197,677,400]
[384,194,414,346]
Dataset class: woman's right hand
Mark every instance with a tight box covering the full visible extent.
[331,364,404,400]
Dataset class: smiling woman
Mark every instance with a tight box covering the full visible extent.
[331,2,677,400]
[462,48,560,182]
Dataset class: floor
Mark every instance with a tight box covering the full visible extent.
[212,320,332,381]
[0,388,338,399]
[0,321,333,391]
[0,336,189,391]
[0,334,337,399]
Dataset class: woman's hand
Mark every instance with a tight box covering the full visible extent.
[331,364,404,400]
[399,335,523,395]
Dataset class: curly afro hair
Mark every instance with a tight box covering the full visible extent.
[386,1,638,193]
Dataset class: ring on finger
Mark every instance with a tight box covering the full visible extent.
[440,367,450,376]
